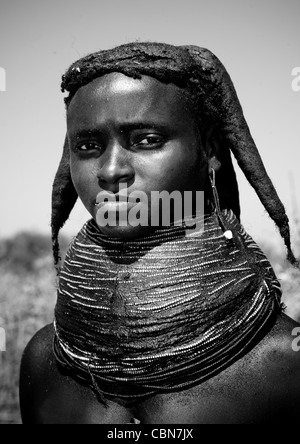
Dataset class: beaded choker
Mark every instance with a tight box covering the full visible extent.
[53,210,282,404]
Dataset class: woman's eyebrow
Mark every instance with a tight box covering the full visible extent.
[118,122,170,132]
[70,122,171,140]
[71,129,101,140]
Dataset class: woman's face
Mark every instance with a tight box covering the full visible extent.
[67,73,207,238]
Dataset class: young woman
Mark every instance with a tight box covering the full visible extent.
[20,42,300,424]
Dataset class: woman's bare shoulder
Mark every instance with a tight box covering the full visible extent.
[254,313,300,369]
[267,312,300,355]
[19,324,56,422]
[19,324,133,424]
[249,313,300,417]
[21,324,54,379]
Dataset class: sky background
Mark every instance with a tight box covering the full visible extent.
[0,0,299,256]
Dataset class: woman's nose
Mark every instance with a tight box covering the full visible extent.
[96,142,135,188]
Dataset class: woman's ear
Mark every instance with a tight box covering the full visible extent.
[203,124,240,220]
[209,156,222,173]
[203,124,222,172]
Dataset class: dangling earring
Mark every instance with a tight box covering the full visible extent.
[209,168,233,241]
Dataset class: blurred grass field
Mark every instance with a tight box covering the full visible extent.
[0,232,299,424]
[0,262,57,424]
[0,233,64,424]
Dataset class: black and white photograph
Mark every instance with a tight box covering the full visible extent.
[0,0,300,426]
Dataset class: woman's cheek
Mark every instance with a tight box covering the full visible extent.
[71,163,96,211]
[150,153,201,193]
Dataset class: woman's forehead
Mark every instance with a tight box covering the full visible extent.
[67,72,195,131]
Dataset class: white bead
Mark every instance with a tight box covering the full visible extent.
[224,230,233,240]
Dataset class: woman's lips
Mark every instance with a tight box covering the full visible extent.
[95,190,140,206]
[95,193,141,227]
[95,191,141,215]
[95,200,137,212]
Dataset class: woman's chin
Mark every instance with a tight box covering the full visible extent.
[96,223,156,240]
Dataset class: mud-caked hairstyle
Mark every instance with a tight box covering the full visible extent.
[52,41,298,267]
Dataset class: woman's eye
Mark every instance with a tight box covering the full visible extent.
[77,142,101,152]
[135,135,165,148]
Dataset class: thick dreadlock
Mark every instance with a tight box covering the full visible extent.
[52,42,298,267]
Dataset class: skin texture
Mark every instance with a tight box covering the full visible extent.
[19,74,300,424]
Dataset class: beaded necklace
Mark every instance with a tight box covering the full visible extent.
[53,210,282,404]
